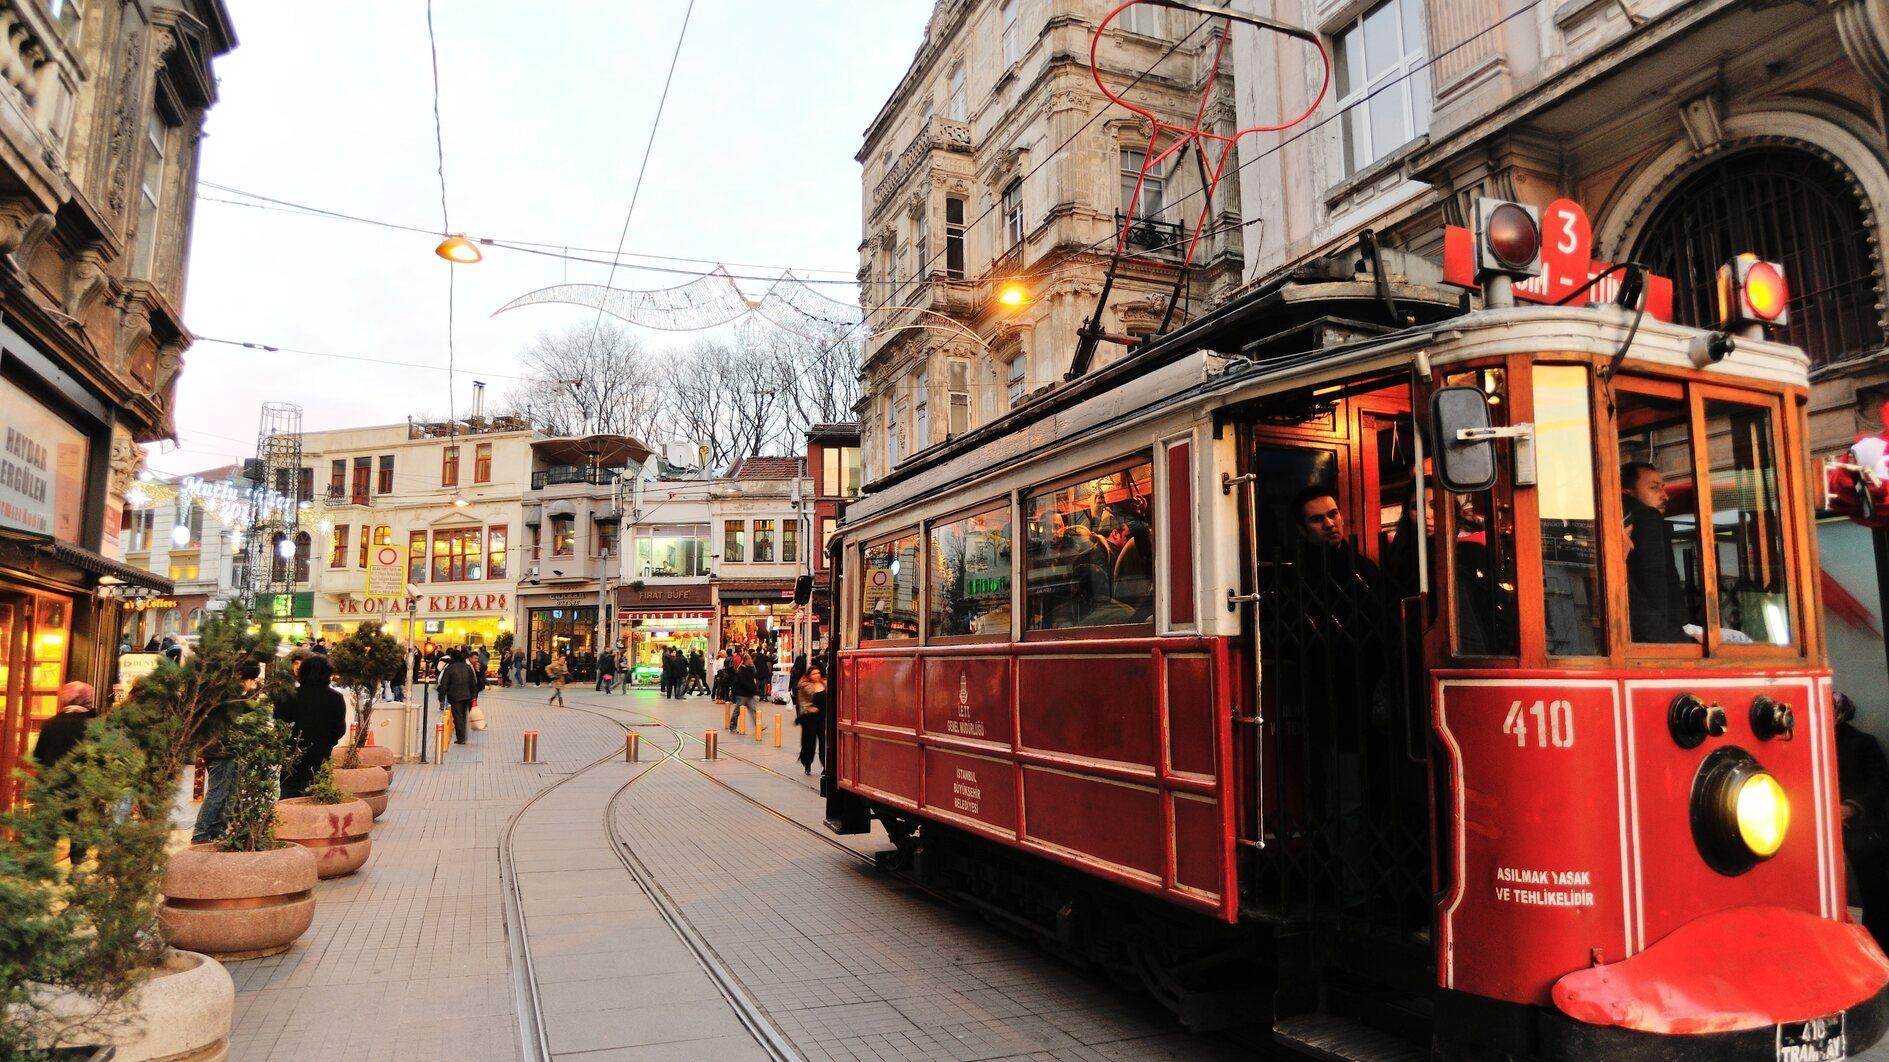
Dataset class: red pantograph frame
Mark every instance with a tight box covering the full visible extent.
[1093,0,1331,266]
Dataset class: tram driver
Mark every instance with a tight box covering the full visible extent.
[1290,485,1393,910]
[1621,461,1693,643]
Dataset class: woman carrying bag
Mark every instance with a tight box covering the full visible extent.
[793,665,828,776]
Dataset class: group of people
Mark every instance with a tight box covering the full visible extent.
[656,648,708,697]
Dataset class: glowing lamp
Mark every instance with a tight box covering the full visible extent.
[451,493,470,509]
[170,523,191,547]
[1736,771,1790,858]
[275,535,295,560]
[1473,198,1542,279]
[1717,253,1789,330]
[995,281,1033,309]
[435,234,483,264]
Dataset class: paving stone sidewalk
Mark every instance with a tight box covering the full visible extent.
[215,687,624,1061]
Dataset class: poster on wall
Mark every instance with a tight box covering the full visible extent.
[0,377,88,544]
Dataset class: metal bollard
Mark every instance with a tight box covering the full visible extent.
[433,722,447,764]
[703,730,718,760]
[773,712,783,748]
[625,732,639,763]
[755,713,765,742]
[522,730,539,763]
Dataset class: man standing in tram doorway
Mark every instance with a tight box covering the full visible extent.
[1289,485,1392,913]
[1621,462,1692,643]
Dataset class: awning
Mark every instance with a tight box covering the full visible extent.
[717,578,797,602]
[523,504,543,526]
[0,527,174,594]
[545,499,576,519]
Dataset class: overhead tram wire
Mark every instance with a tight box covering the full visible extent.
[581,0,697,407]
[195,184,862,280]
[424,0,462,441]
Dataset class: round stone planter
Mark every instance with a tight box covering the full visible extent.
[158,843,316,960]
[275,796,373,878]
[334,742,396,783]
[330,764,390,819]
[25,948,234,1061]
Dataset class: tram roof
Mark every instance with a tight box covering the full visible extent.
[845,302,1808,529]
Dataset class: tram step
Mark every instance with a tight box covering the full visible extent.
[1273,1014,1430,1062]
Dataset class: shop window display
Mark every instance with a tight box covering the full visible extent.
[929,505,1012,637]
[635,524,709,577]
[860,532,920,640]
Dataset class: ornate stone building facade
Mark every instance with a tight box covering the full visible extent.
[0,0,234,807]
[856,0,1243,481]
[1228,0,1889,718]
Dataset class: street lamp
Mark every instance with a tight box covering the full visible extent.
[434,234,483,264]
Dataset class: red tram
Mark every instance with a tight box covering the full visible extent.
[822,231,1889,1058]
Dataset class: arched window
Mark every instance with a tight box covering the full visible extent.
[1632,146,1883,370]
[186,607,205,633]
[294,531,312,583]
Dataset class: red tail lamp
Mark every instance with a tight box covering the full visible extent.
[1717,253,1789,329]
[1473,198,1542,279]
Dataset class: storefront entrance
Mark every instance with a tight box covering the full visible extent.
[621,609,711,684]
[528,606,599,680]
[720,600,797,661]
[0,586,73,809]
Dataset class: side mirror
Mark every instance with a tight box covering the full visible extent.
[1430,386,1498,492]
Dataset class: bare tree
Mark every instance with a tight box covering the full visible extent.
[503,321,669,441]
[770,327,863,440]
[670,326,794,468]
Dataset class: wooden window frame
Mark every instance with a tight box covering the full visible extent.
[858,526,923,647]
[1020,452,1158,643]
[924,497,1016,646]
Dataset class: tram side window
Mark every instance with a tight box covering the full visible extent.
[928,505,1013,638]
[1703,398,1793,646]
[860,533,920,641]
[1615,388,1703,644]
[1533,366,1604,656]
[1025,460,1155,630]
[1445,369,1518,656]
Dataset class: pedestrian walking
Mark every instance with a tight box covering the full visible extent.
[596,649,617,693]
[793,665,828,775]
[192,658,263,844]
[532,649,550,686]
[725,653,760,733]
[276,654,345,798]
[687,650,708,696]
[32,681,98,863]
[437,649,478,744]
[546,654,568,706]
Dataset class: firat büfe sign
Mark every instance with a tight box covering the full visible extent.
[338,593,508,615]
[1442,198,1674,322]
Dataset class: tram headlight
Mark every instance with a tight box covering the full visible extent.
[1691,747,1790,875]
[1736,771,1790,858]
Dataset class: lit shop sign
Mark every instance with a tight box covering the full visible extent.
[125,598,180,612]
[0,376,88,544]
[179,474,296,526]
[338,592,508,615]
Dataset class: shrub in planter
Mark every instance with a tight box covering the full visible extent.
[0,610,271,1057]
[275,762,373,879]
[328,623,403,818]
[158,698,316,960]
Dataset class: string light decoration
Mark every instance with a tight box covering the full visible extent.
[494,268,861,338]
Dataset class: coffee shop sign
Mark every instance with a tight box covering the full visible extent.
[338,592,508,615]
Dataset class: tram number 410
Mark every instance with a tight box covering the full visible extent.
[1503,699,1575,748]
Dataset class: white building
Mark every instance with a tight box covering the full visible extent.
[117,464,251,646]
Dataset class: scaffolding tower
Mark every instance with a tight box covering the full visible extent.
[241,402,305,606]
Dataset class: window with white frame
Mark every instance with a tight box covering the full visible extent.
[914,366,930,448]
[1001,0,1020,66]
[132,113,171,279]
[1332,0,1430,177]
[889,400,906,466]
[1007,354,1027,407]
[889,234,901,293]
[947,360,970,435]
[1120,147,1164,219]
[1002,180,1023,249]
[1119,2,1162,36]
[913,207,929,282]
[948,63,968,121]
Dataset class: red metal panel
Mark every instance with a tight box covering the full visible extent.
[921,655,1014,747]
[1166,441,1196,627]
[1018,654,1158,767]
[1165,653,1216,777]
[1171,793,1223,898]
[922,747,1018,836]
[1022,765,1164,882]
[839,656,857,723]
[854,654,920,732]
[852,734,921,807]
[1624,676,1827,947]
[1435,678,1632,1005]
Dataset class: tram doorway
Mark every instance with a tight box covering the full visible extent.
[1231,374,1437,1002]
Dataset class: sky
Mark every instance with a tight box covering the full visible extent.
[151,1,932,476]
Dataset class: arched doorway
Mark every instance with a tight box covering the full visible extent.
[1632,145,1884,370]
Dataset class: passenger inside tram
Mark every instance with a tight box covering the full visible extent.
[1621,460,1693,643]
[1024,463,1156,629]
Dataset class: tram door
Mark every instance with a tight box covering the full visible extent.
[1238,378,1434,994]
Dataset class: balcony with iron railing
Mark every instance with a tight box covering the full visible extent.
[530,465,627,490]
[1114,211,1185,258]
[323,485,371,508]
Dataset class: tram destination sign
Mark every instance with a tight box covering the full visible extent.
[1442,198,1675,321]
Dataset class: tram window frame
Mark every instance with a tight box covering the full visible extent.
[858,527,922,645]
[1691,383,1804,658]
[1608,375,1706,662]
[1021,453,1158,641]
[924,498,1016,644]
[1439,364,1521,661]
[1530,363,1608,659]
